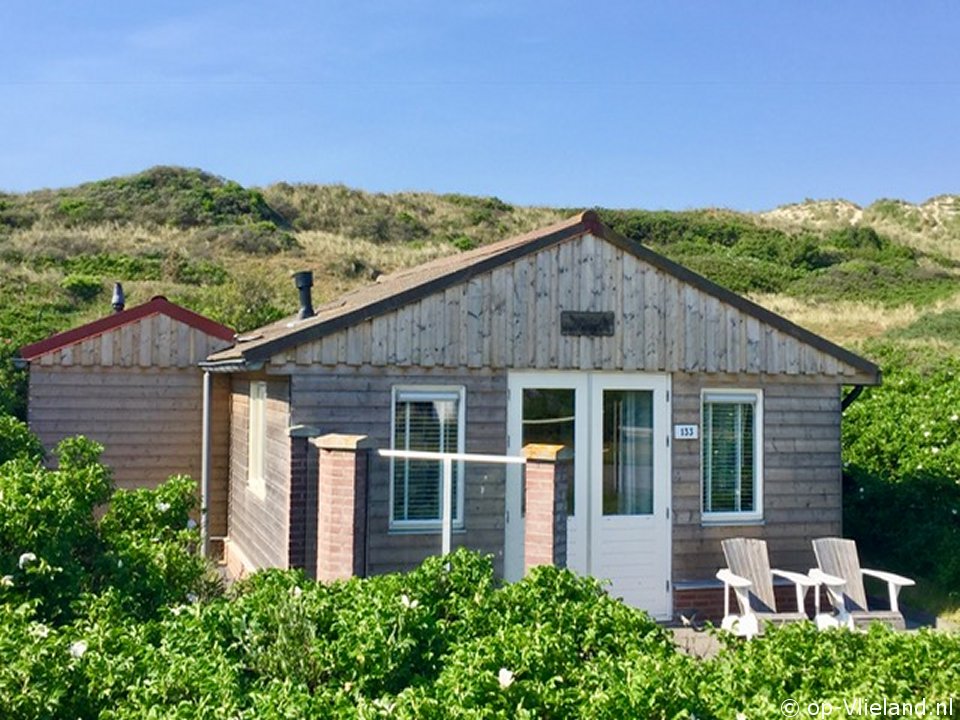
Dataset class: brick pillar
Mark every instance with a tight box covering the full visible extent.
[288,425,321,576]
[523,443,571,574]
[311,433,370,583]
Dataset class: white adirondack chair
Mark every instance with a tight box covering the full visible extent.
[716,537,815,638]
[810,537,915,630]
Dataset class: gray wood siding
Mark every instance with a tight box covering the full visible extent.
[208,374,231,537]
[26,366,228,523]
[227,377,291,571]
[670,373,842,581]
[288,365,508,577]
[33,314,231,368]
[267,234,871,381]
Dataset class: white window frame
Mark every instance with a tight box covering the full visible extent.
[700,388,763,524]
[389,385,466,531]
[248,380,267,500]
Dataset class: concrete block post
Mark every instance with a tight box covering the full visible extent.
[523,443,571,574]
[311,433,371,583]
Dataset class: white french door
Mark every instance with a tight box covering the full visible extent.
[505,372,672,619]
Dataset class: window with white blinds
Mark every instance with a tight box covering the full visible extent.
[702,390,762,522]
[248,381,267,499]
[390,387,465,528]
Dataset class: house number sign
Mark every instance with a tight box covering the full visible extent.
[673,424,699,440]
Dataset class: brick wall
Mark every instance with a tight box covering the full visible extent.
[523,444,570,573]
[313,434,369,582]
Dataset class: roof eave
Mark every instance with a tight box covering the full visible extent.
[198,357,261,373]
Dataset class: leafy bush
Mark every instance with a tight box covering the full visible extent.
[788,259,956,306]
[5,541,960,718]
[60,274,103,303]
[176,271,285,333]
[0,430,214,624]
[447,233,478,251]
[843,353,960,591]
[199,221,302,255]
[889,309,960,345]
[0,415,44,465]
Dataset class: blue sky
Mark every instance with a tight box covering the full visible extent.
[2,1,958,210]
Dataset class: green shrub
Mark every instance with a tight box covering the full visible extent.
[0,415,44,465]
[888,309,960,344]
[842,355,960,591]
[447,233,478,251]
[200,222,301,255]
[60,274,102,303]
[789,259,956,306]
[0,435,215,625]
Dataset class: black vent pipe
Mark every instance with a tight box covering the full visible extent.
[111,282,125,313]
[293,271,315,320]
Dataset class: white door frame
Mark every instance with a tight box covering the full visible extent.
[505,371,672,619]
[506,372,589,582]
[588,372,672,619]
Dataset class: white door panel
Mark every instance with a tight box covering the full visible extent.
[506,371,671,620]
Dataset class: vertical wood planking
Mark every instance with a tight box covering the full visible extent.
[511,257,528,367]
[489,266,508,368]
[100,332,114,367]
[644,268,663,371]
[600,241,618,369]
[577,234,594,369]
[372,316,388,366]
[444,286,461,368]
[480,272,493,368]
[534,248,551,368]
[466,278,484,368]
[746,318,762,373]
[664,276,683,372]
[620,250,639,371]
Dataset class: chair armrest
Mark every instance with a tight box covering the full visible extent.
[861,568,914,613]
[772,569,816,587]
[808,568,845,588]
[716,568,752,588]
[772,569,814,613]
[861,568,915,588]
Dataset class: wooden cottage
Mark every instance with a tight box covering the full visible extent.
[202,211,879,620]
[19,296,235,540]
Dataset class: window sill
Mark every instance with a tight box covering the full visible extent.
[700,516,765,528]
[388,525,466,535]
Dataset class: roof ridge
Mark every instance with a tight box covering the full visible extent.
[19,296,234,361]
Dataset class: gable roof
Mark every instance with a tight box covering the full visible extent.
[203,211,879,382]
[19,296,235,361]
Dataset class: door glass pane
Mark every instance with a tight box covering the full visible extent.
[522,388,576,516]
[602,390,653,515]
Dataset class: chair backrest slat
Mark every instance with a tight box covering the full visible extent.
[722,537,777,613]
[812,537,868,611]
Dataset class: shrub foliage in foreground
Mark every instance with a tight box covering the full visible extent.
[2,421,960,718]
[3,552,960,718]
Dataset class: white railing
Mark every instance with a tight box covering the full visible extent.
[378,449,526,555]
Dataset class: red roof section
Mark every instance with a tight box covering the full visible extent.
[18,296,235,361]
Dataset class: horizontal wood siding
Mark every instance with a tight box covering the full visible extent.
[33,313,232,368]
[227,377,291,571]
[27,366,215,497]
[288,365,507,577]
[671,373,842,581]
[268,234,870,381]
